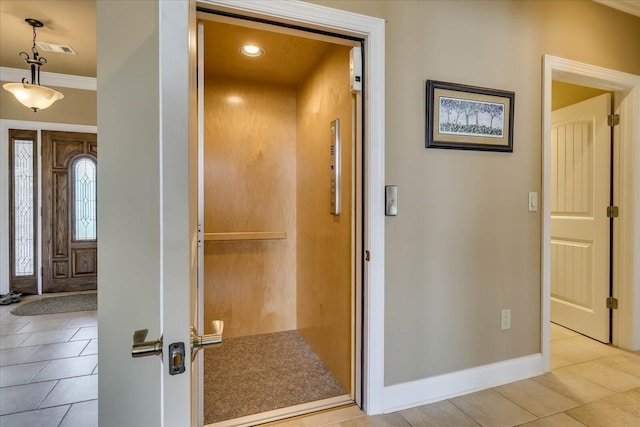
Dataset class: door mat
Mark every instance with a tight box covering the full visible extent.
[11,293,97,316]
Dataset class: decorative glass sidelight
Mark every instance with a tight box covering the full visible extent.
[74,158,97,241]
[13,139,35,276]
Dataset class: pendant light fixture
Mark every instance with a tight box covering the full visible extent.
[3,18,64,112]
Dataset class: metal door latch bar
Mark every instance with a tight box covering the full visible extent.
[190,320,223,359]
[131,329,162,358]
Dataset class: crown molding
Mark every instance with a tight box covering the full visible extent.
[0,67,96,91]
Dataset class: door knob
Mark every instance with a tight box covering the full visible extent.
[131,329,163,358]
[131,320,222,360]
[191,320,223,355]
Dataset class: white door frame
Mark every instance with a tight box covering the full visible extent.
[198,0,386,414]
[542,55,640,368]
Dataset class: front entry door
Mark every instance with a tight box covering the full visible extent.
[550,93,611,343]
[42,131,98,293]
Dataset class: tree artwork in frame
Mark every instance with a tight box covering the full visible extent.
[426,80,514,152]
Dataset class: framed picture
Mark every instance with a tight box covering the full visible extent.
[426,80,514,152]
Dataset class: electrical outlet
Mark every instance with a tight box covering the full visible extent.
[501,309,511,330]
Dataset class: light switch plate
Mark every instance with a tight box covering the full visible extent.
[528,192,538,212]
[501,309,511,330]
[386,185,398,216]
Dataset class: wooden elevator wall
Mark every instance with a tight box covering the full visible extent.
[296,45,353,394]
[203,77,297,338]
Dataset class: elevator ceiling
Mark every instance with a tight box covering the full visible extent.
[202,19,336,86]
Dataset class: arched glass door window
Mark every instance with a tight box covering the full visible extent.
[74,157,97,241]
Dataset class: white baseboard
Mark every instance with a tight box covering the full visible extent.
[382,353,545,413]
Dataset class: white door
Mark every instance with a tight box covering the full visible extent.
[550,93,611,343]
[97,1,198,426]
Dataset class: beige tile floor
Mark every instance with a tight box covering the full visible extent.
[276,323,640,427]
[1,297,638,427]
[0,294,97,427]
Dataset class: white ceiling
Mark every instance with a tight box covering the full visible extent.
[0,0,96,78]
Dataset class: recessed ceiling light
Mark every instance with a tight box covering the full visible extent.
[240,45,264,57]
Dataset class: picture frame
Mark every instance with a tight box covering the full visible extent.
[426,80,514,152]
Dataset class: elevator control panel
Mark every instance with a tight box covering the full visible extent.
[330,119,341,215]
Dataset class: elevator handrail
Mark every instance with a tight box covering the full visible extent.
[203,231,286,241]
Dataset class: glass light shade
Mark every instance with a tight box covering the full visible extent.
[3,82,64,111]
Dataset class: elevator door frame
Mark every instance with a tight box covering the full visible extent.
[196,0,387,421]
[198,14,360,425]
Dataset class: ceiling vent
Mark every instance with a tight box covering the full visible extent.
[36,41,76,55]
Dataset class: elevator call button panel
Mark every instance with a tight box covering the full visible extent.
[330,118,341,216]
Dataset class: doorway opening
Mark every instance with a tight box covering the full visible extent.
[197,10,363,426]
[550,83,613,344]
[6,127,98,296]
[542,55,640,370]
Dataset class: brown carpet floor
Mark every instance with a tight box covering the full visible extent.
[203,330,345,424]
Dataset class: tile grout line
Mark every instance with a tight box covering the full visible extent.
[36,378,61,411]
[28,358,50,384]
[58,403,73,427]
[446,395,513,427]
[57,403,74,427]
[607,398,640,420]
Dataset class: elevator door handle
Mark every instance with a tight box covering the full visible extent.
[191,320,224,356]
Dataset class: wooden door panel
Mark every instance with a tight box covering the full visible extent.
[53,172,69,257]
[551,239,593,308]
[53,142,84,168]
[73,248,98,276]
[53,261,68,278]
[551,121,592,215]
[43,131,98,293]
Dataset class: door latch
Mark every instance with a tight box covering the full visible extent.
[131,329,162,358]
[168,342,186,375]
[132,320,223,374]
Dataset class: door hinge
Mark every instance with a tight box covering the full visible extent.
[606,296,618,309]
[365,250,370,262]
[607,206,619,218]
[607,114,620,127]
